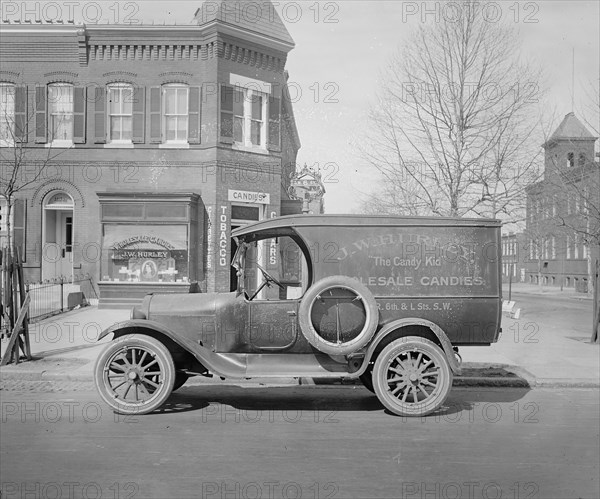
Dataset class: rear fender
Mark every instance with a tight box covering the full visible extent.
[99,320,246,378]
[358,318,461,375]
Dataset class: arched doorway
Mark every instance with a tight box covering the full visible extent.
[42,191,74,280]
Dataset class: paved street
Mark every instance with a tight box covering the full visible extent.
[1,382,598,499]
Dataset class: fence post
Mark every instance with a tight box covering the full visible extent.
[60,276,64,312]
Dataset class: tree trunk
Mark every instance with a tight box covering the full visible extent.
[5,200,12,257]
[592,258,599,344]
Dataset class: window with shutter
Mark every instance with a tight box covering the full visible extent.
[108,83,134,143]
[149,86,162,143]
[0,83,16,146]
[94,86,106,143]
[13,198,27,262]
[14,85,28,143]
[132,86,145,144]
[73,86,86,144]
[48,83,74,145]
[268,95,281,151]
[222,84,269,149]
[163,84,189,143]
[188,86,201,144]
[35,85,47,143]
[220,85,234,143]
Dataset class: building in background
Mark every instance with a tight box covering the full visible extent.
[501,231,527,284]
[0,0,303,307]
[525,112,599,291]
[288,165,325,215]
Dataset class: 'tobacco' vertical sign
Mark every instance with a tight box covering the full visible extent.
[218,206,228,267]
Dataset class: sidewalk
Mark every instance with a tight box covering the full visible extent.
[1,296,598,387]
[0,306,130,381]
[503,282,594,300]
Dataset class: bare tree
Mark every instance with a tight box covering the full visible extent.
[359,0,544,220]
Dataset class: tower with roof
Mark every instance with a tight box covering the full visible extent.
[542,112,597,177]
[524,113,599,291]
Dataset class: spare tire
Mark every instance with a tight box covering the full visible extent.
[298,276,379,355]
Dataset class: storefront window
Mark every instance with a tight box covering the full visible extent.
[102,225,189,283]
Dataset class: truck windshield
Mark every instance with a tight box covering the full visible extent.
[233,235,308,300]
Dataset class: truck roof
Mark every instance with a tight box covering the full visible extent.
[232,214,501,238]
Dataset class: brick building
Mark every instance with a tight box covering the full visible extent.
[525,112,599,291]
[501,231,527,283]
[0,1,303,306]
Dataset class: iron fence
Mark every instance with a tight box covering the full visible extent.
[25,274,99,323]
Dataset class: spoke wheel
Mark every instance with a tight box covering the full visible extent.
[373,336,452,417]
[95,335,175,415]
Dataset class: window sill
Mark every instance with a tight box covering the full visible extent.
[159,142,190,149]
[232,143,270,155]
[104,142,134,149]
[46,141,74,149]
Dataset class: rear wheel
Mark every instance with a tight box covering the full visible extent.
[95,334,175,415]
[373,336,453,417]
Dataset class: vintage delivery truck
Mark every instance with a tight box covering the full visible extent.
[95,215,502,417]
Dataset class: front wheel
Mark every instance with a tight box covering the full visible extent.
[373,336,453,417]
[94,334,175,415]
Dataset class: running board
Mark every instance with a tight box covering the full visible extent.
[214,353,352,378]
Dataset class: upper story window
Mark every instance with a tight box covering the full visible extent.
[48,84,74,143]
[231,87,266,148]
[148,84,200,146]
[220,78,281,152]
[34,84,85,146]
[578,153,586,167]
[163,84,189,143]
[567,152,574,168]
[0,83,15,145]
[108,84,133,143]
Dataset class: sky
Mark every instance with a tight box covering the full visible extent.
[3,0,598,213]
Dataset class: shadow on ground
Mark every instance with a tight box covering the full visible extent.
[155,384,532,418]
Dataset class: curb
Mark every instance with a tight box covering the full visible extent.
[1,369,598,388]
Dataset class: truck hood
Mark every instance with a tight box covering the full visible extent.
[146,292,220,321]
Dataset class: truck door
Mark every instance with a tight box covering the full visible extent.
[243,234,308,351]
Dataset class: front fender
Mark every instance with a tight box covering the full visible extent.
[98,319,246,378]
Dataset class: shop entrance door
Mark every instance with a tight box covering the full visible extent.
[42,192,74,280]
[55,211,73,278]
